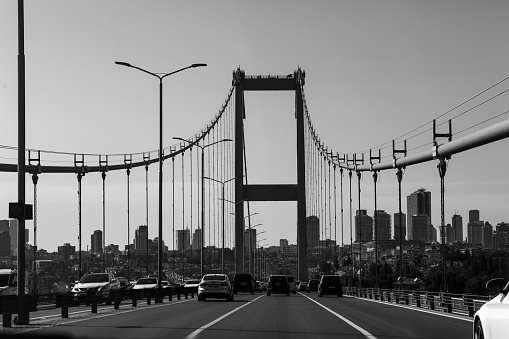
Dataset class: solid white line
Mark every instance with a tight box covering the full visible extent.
[184,295,264,339]
[302,294,378,339]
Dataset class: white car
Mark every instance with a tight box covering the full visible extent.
[197,274,233,301]
[474,278,509,339]
[184,279,201,294]
[71,272,120,304]
[132,277,158,296]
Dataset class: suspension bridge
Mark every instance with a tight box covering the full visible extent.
[1,66,509,337]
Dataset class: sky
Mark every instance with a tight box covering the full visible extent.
[1,0,509,252]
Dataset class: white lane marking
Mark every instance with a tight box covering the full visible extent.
[184,295,264,339]
[302,294,378,339]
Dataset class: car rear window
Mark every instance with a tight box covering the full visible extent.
[322,276,340,283]
[271,276,288,283]
[203,275,226,281]
[137,278,157,284]
[234,274,252,282]
[81,274,109,283]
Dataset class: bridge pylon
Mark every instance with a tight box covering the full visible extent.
[233,68,307,282]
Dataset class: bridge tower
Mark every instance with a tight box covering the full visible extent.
[233,68,307,282]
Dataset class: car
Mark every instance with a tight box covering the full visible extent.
[318,275,343,297]
[298,281,308,292]
[116,277,129,290]
[233,273,254,294]
[254,280,262,292]
[197,274,233,301]
[287,275,297,294]
[267,275,289,296]
[132,277,158,297]
[261,282,267,291]
[71,272,120,304]
[307,279,319,293]
[184,279,201,294]
[474,278,509,339]
[0,269,17,296]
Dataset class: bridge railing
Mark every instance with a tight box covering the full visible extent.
[343,287,491,317]
[0,286,199,327]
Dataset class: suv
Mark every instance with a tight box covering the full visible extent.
[318,275,343,297]
[71,272,120,304]
[267,275,289,296]
[233,273,254,294]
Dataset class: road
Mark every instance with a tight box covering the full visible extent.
[2,293,472,338]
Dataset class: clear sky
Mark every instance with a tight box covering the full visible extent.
[1,0,509,252]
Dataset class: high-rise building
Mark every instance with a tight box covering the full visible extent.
[280,239,288,247]
[452,214,463,242]
[306,216,320,248]
[58,243,76,259]
[394,212,406,241]
[355,210,373,243]
[494,222,509,250]
[411,215,430,242]
[407,188,431,241]
[374,210,391,241]
[482,222,493,249]
[469,210,480,224]
[176,229,190,251]
[192,228,202,250]
[135,225,148,250]
[468,222,483,244]
[91,230,103,254]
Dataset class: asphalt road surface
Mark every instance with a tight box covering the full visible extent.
[1,293,472,339]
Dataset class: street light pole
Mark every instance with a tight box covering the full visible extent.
[116,62,206,289]
[203,176,236,274]
[173,137,232,278]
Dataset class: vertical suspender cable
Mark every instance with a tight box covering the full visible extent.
[328,160,332,266]
[172,156,176,278]
[340,167,344,267]
[373,170,378,287]
[348,170,353,285]
[102,171,106,272]
[77,173,83,280]
[145,164,149,276]
[357,170,362,288]
[190,147,193,254]
[396,167,404,280]
[32,173,38,294]
[182,152,185,278]
[126,168,131,281]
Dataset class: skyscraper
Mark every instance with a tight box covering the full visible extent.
[192,228,202,250]
[135,225,148,250]
[306,216,319,248]
[91,230,103,254]
[394,212,406,241]
[407,188,431,241]
[452,214,463,242]
[411,215,430,242]
[482,222,493,249]
[355,210,373,243]
[467,210,483,244]
[176,229,190,251]
[374,210,391,241]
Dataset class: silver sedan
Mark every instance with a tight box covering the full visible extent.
[197,274,233,302]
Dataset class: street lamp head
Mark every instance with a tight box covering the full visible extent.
[115,61,132,67]
[191,63,207,68]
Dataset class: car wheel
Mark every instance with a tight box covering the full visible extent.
[251,290,254,295]
[318,293,322,297]
[474,320,484,339]
[286,292,289,296]
[267,292,271,296]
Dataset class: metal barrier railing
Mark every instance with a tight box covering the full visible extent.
[343,287,491,317]
[0,286,199,327]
